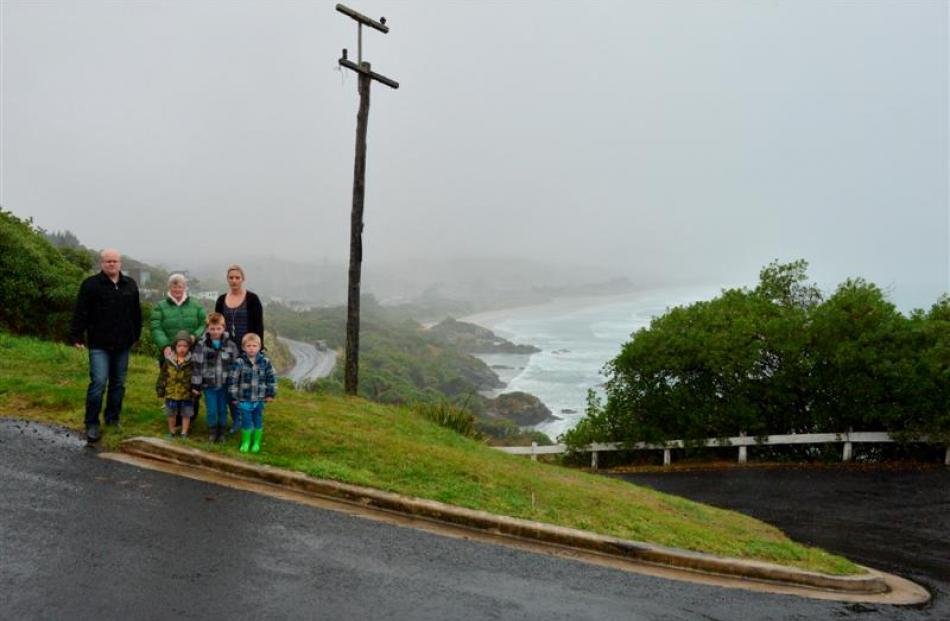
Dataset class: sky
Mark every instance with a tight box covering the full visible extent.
[1,0,947,310]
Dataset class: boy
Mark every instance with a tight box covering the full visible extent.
[191,313,240,443]
[157,331,195,439]
[228,333,276,453]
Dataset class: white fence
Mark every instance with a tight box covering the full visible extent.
[495,432,950,470]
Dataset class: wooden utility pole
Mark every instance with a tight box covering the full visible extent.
[336,4,399,396]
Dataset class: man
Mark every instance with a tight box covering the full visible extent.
[69,249,142,443]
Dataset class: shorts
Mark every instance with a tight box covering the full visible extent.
[165,399,194,419]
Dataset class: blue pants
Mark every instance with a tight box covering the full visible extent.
[85,348,130,427]
[203,388,229,427]
[238,401,264,430]
[229,402,241,431]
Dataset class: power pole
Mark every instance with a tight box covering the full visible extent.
[336,4,399,396]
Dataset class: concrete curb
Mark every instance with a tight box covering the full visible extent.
[120,436,888,595]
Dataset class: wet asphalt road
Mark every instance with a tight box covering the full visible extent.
[617,466,950,620]
[280,337,336,385]
[0,419,944,621]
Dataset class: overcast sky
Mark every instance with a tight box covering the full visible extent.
[1,1,947,309]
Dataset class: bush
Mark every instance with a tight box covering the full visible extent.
[412,398,481,439]
[0,209,86,340]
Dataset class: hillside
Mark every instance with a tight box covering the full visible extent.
[0,331,860,576]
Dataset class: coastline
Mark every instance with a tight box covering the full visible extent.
[459,284,728,439]
[459,290,654,330]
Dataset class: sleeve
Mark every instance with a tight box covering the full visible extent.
[68,279,91,345]
[264,359,277,398]
[248,292,264,342]
[191,345,204,388]
[150,302,170,350]
[156,360,168,398]
[192,304,207,341]
[131,282,143,345]
[227,361,241,402]
[215,294,225,314]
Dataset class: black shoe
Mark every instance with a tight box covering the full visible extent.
[86,424,101,444]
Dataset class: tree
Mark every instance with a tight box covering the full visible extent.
[566,260,949,448]
[0,209,86,340]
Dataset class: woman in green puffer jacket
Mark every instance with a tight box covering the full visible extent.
[151,273,206,360]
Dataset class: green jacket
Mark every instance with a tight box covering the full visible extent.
[156,355,194,401]
[150,295,206,350]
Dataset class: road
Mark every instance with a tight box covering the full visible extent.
[0,418,941,620]
[280,337,336,385]
[617,466,949,621]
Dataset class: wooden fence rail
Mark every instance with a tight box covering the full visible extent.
[495,432,950,470]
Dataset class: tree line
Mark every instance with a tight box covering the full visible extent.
[564,260,949,449]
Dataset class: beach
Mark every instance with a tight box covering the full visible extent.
[461,285,726,439]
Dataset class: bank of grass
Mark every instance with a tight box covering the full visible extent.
[0,332,861,576]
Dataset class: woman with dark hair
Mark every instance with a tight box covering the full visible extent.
[215,264,264,434]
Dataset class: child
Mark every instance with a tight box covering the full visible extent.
[228,332,276,453]
[156,331,195,439]
[191,313,240,443]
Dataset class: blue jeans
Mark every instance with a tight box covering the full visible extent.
[229,401,241,431]
[85,348,130,427]
[203,388,229,428]
[238,401,264,430]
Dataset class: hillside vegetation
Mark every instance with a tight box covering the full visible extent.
[267,301,552,444]
[0,331,859,576]
[567,260,950,451]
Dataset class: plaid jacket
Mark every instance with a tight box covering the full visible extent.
[227,352,277,402]
[191,333,240,390]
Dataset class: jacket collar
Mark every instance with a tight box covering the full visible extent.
[240,351,264,364]
[167,292,189,306]
[98,270,125,285]
[203,331,232,346]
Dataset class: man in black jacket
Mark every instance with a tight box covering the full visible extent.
[69,249,142,443]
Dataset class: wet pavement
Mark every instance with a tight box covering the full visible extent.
[0,418,944,620]
[616,466,949,620]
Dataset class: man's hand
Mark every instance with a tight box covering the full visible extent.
[191,389,200,396]
[74,343,84,350]
[265,397,274,403]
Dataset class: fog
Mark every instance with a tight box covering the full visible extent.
[2,1,947,310]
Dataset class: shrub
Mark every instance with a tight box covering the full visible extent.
[0,209,86,340]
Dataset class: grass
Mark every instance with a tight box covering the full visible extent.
[0,331,861,575]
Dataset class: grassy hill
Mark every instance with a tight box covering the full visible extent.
[0,331,859,576]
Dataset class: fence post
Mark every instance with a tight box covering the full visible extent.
[842,428,853,462]
[738,431,747,464]
[663,448,671,467]
[590,450,598,470]
[531,441,537,462]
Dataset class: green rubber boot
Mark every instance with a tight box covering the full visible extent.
[251,428,263,454]
[239,429,252,453]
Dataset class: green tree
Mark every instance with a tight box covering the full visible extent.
[808,279,909,431]
[569,260,949,448]
[0,209,85,340]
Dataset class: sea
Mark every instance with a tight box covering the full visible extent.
[461,285,726,440]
